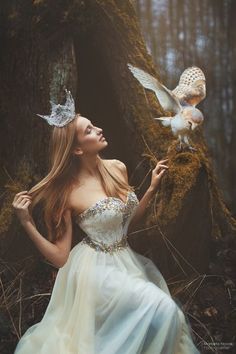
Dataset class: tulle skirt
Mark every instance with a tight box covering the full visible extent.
[14,241,200,353]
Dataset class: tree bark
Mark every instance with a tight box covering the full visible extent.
[0,0,235,282]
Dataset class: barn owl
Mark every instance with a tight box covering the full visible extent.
[127,63,206,152]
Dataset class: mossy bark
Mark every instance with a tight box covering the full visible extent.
[0,0,235,283]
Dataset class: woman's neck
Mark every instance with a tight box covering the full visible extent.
[78,154,100,178]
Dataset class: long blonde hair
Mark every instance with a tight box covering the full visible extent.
[27,114,134,243]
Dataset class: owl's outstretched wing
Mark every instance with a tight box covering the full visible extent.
[154,117,172,127]
[127,63,182,114]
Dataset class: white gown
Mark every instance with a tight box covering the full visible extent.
[14,190,200,354]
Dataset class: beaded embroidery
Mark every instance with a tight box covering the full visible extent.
[75,190,136,224]
[75,197,126,223]
[74,190,139,254]
[122,191,139,227]
[81,234,129,255]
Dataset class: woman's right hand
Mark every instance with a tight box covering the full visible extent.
[12,190,33,225]
[149,158,169,193]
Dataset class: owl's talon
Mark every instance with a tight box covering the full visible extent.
[187,145,197,152]
[176,143,197,153]
[176,144,183,152]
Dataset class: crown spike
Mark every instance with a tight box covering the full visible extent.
[36,88,76,127]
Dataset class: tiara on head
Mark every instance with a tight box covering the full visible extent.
[36,88,76,127]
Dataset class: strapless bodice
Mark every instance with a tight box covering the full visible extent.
[73,190,139,247]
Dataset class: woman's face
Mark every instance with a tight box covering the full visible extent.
[74,115,108,155]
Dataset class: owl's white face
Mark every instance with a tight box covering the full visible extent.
[192,79,206,94]
[182,107,204,130]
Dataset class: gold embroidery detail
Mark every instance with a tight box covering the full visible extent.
[74,191,139,228]
[75,198,125,223]
[81,234,129,254]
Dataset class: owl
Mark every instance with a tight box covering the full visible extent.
[127,63,206,152]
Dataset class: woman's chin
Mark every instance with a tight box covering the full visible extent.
[100,139,108,144]
[99,139,108,149]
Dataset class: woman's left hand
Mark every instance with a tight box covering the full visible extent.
[149,158,169,192]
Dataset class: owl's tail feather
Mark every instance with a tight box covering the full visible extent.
[154,117,172,127]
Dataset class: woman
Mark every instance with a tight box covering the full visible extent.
[12,91,200,353]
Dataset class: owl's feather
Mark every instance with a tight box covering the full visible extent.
[154,117,172,127]
[127,63,181,115]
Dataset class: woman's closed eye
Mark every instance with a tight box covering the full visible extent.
[86,125,100,134]
[86,126,93,134]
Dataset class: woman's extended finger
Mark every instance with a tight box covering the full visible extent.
[154,164,169,171]
[15,196,31,207]
[158,169,167,176]
[156,159,169,166]
[22,200,31,208]
[16,190,28,196]
[13,191,30,202]
[17,198,31,208]
[22,197,31,204]
[16,194,32,200]
[15,195,31,204]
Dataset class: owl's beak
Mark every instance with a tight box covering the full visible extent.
[190,122,198,130]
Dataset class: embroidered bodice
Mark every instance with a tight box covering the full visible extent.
[73,191,139,251]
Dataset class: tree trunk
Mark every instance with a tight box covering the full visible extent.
[1,0,235,281]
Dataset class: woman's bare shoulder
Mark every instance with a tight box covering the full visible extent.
[104,158,127,171]
[66,180,89,211]
[105,159,128,182]
[67,185,94,214]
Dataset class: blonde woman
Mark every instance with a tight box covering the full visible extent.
[13,91,200,353]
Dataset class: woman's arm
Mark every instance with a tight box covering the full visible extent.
[114,158,169,232]
[12,191,72,268]
[23,209,72,268]
[128,186,155,232]
[21,218,72,268]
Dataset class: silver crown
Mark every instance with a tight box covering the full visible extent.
[36,89,76,127]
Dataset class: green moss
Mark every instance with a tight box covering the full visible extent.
[0,158,40,236]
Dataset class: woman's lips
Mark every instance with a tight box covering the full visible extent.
[99,135,105,141]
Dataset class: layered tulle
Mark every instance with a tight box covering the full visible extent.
[14,242,200,353]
